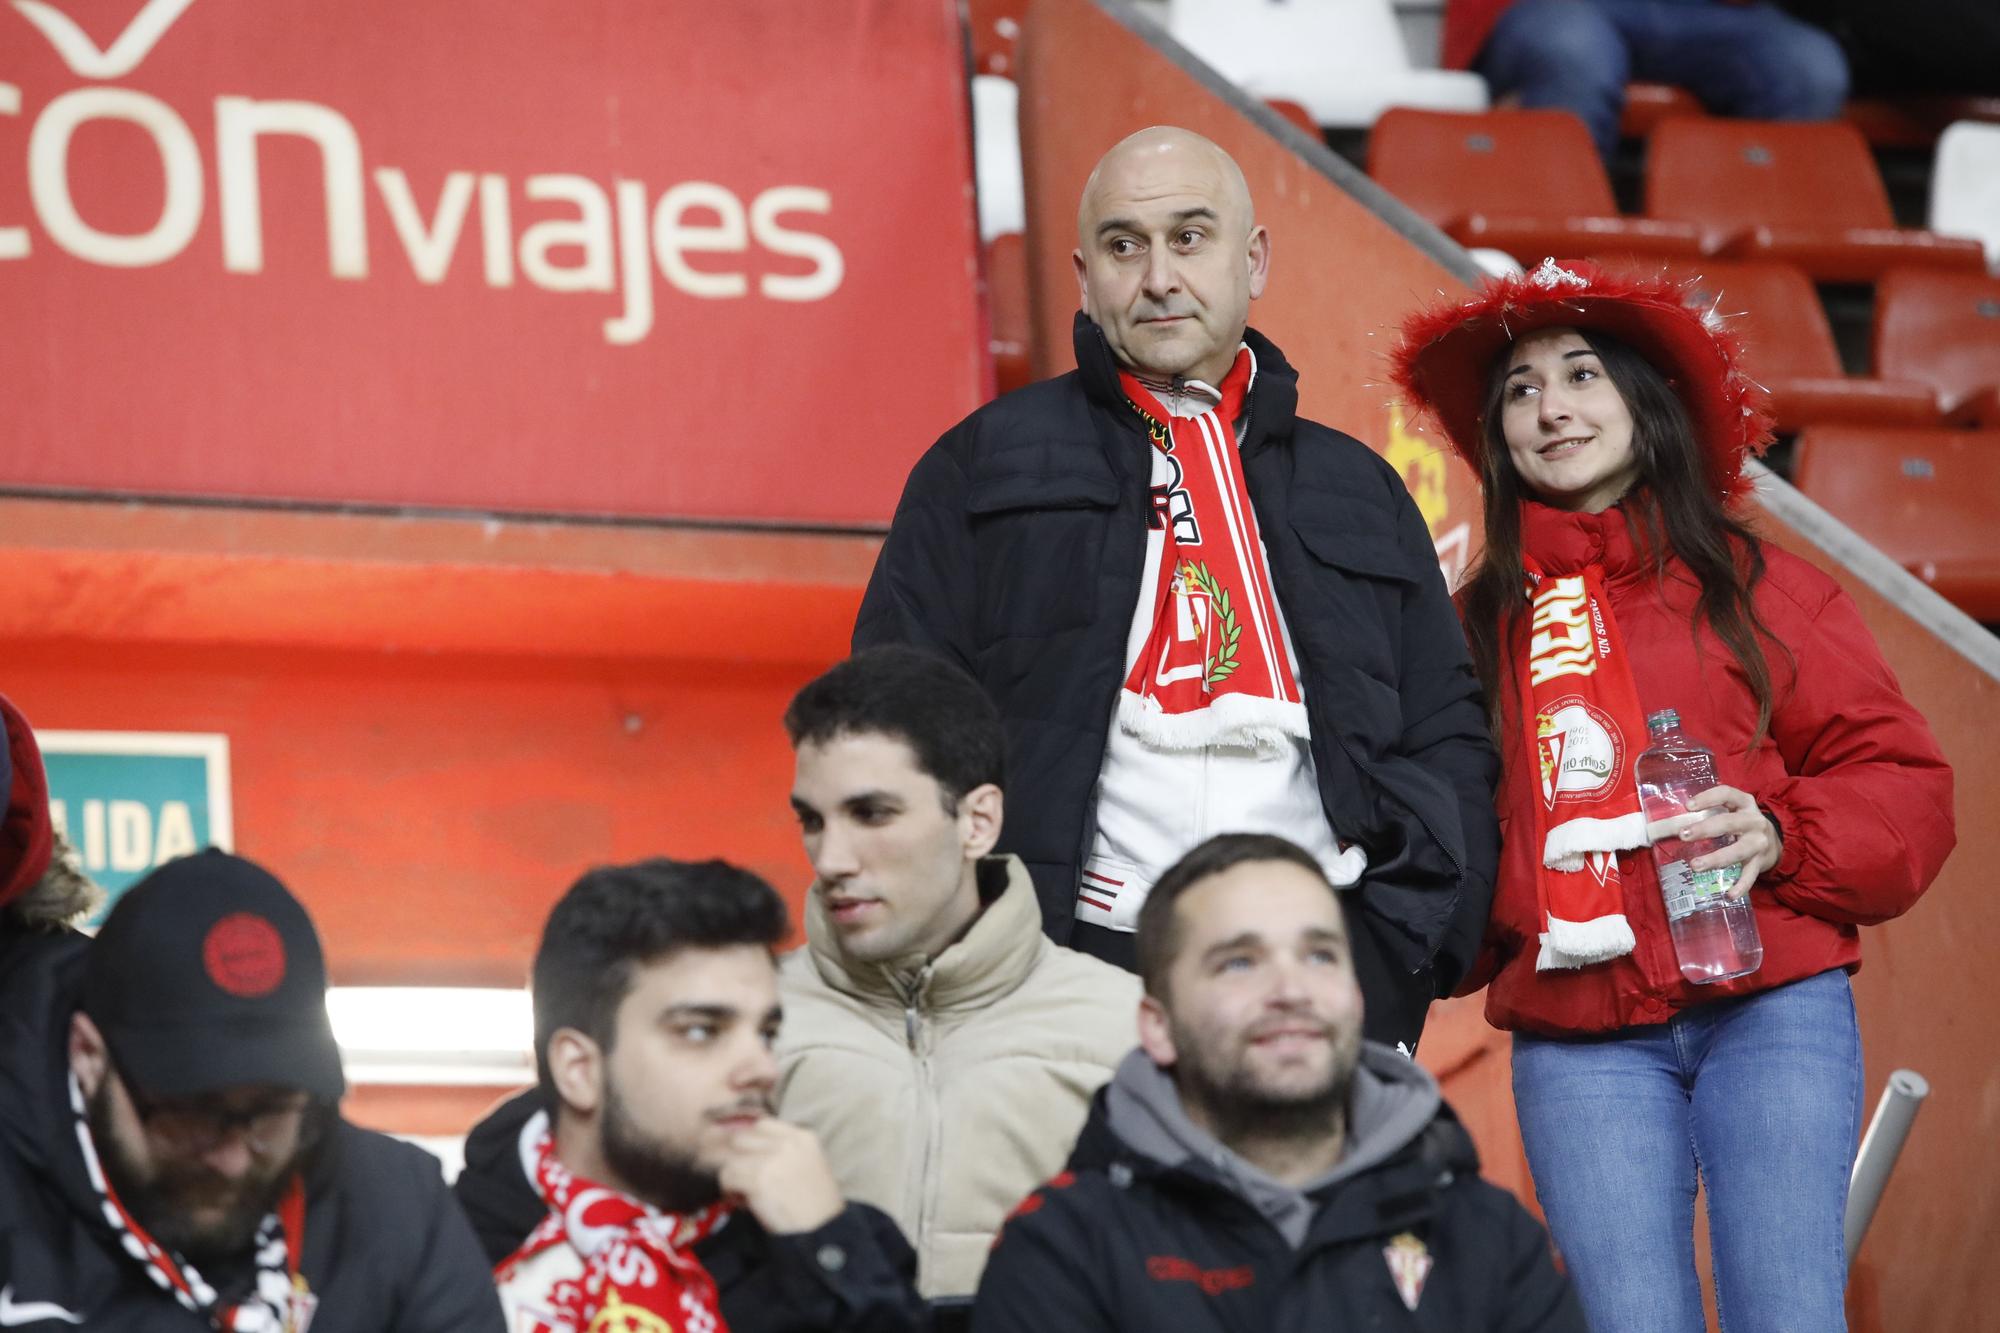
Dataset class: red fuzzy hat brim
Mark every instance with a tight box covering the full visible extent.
[1390,259,1774,502]
[2,693,55,911]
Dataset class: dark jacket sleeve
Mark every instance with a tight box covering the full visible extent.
[852,430,979,669]
[970,1191,1116,1333]
[394,1158,509,1333]
[450,1087,548,1265]
[1753,566,1955,925]
[1387,478,1501,996]
[756,1203,930,1333]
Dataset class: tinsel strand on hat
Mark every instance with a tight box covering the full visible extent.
[1389,258,1776,503]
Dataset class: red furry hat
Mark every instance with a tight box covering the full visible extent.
[1390,257,1774,501]
[2,692,55,911]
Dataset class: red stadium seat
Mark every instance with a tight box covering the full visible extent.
[1265,99,1321,138]
[969,0,1026,77]
[1619,82,1704,141]
[986,232,1031,397]
[1844,95,2000,150]
[1791,426,2000,619]
[1369,108,1702,264]
[1598,258,1940,431]
[1645,119,1988,282]
[1874,269,2000,425]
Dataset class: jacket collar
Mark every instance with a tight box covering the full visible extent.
[1071,313,1302,457]
[1521,497,1661,587]
[800,855,1047,1013]
[1068,1043,1471,1248]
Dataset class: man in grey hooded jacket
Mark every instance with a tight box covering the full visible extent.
[972,833,1584,1333]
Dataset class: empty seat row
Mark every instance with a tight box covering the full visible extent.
[1791,427,2000,621]
[1621,82,2000,150]
[1591,262,2000,433]
[1370,108,1988,283]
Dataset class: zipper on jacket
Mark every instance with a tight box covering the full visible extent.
[898,978,940,1265]
[1195,745,1210,843]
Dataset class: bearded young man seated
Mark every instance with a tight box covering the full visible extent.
[462,857,927,1333]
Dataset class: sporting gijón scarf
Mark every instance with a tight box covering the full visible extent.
[500,1110,734,1333]
[1516,540,1651,969]
[1117,346,1308,757]
[70,1073,306,1332]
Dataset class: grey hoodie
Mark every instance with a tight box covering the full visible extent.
[1103,1040,1441,1248]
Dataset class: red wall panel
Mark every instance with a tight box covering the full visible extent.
[0,0,983,525]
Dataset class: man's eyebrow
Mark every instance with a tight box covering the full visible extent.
[660,1004,736,1025]
[1199,930,1264,963]
[1095,205,1220,239]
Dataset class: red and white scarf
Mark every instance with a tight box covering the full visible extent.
[70,1073,307,1332]
[1116,348,1308,756]
[1514,532,1651,970]
[499,1110,733,1333]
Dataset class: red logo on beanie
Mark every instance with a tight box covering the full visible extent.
[203,913,287,997]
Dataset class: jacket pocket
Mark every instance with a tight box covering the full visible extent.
[1288,502,1420,687]
[1289,502,1421,585]
[968,473,1117,642]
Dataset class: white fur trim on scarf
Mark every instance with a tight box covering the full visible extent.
[1117,690,1308,757]
[1542,811,1650,872]
[1538,912,1639,970]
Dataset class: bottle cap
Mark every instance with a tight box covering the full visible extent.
[1646,708,1680,732]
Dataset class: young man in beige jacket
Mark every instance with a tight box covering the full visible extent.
[780,646,1142,1301]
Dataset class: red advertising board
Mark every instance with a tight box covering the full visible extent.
[0,0,984,525]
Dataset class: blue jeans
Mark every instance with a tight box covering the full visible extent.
[1512,969,1863,1332]
[1476,0,1852,158]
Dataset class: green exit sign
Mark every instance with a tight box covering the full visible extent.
[38,732,233,924]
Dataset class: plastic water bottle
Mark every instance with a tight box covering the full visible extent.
[1635,709,1763,984]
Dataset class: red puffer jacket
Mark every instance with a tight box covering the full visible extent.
[1466,503,1956,1036]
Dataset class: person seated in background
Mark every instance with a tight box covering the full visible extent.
[973,833,1585,1333]
[0,848,505,1331]
[778,646,1140,1299]
[461,858,927,1333]
[1442,0,1851,159]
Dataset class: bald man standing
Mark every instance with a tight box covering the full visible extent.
[855,129,1497,1053]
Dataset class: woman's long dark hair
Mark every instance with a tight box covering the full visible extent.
[1458,330,1792,751]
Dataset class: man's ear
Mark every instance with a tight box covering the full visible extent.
[1136,993,1178,1068]
[1072,248,1090,312]
[547,1028,605,1117]
[1246,225,1271,302]
[69,1011,109,1097]
[958,782,1004,860]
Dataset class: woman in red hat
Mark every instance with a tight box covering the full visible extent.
[1393,258,1954,1330]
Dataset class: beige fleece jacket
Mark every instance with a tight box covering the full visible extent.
[775,855,1141,1299]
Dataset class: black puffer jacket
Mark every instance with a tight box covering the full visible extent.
[855,315,1499,1046]
[0,930,504,1332]
[971,1048,1584,1333]
[454,1088,929,1333]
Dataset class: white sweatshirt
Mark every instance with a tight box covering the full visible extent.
[1077,365,1366,933]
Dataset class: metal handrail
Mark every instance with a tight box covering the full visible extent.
[1846,1068,1930,1267]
